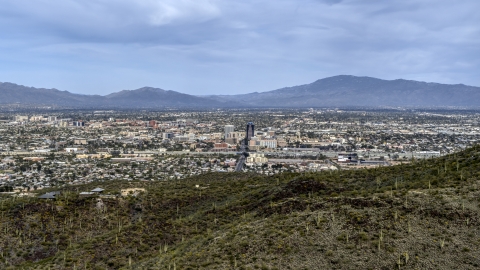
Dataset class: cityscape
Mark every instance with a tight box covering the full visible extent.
[1,108,480,269]
[1,109,479,192]
[1,0,480,269]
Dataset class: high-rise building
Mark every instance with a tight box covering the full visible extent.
[224,125,234,139]
[226,131,245,144]
[246,122,255,142]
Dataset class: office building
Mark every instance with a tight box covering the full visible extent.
[224,125,234,139]
[260,139,277,149]
[225,131,245,144]
[246,122,254,142]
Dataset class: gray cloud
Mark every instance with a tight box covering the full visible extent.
[0,0,479,95]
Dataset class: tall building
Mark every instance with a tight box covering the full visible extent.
[226,131,245,144]
[246,122,255,142]
[224,125,234,139]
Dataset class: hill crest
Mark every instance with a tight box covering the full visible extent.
[1,75,480,108]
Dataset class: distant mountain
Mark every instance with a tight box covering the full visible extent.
[1,75,480,108]
[0,82,100,106]
[104,87,223,107]
[0,83,224,108]
[209,75,480,107]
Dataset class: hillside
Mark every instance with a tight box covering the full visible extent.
[1,146,480,269]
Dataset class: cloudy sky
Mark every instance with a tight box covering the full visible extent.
[0,0,479,95]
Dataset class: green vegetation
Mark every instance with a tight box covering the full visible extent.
[1,146,480,269]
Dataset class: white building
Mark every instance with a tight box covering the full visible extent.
[246,153,268,164]
[260,139,277,149]
[15,115,28,122]
[30,116,45,122]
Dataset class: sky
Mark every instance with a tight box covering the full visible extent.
[0,0,479,95]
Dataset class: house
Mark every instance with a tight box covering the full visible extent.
[38,191,61,199]
[91,188,105,193]
[79,192,95,197]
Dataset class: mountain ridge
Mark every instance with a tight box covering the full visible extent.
[208,75,480,107]
[0,83,225,108]
[1,75,480,108]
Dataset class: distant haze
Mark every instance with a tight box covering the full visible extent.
[1,75,479,108]
[0,0,479,95]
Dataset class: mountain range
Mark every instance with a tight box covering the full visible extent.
[1,75,479,108]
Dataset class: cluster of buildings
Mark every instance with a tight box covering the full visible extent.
[2,110,479,157]
[14,115,85,127]
[0,151,336,193]
[0,109,479,193]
